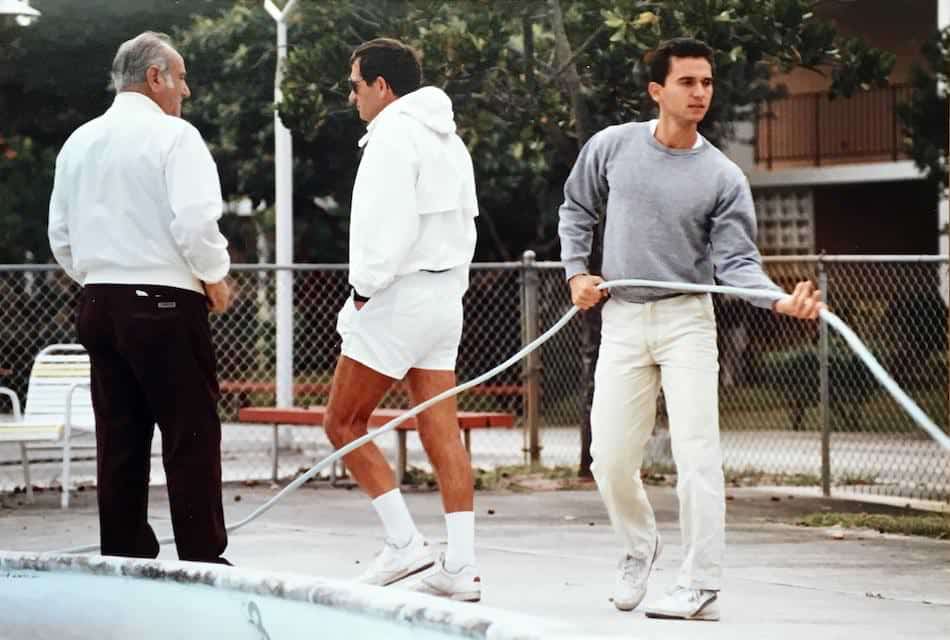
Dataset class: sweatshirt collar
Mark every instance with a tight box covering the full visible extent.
[649,119,703,150]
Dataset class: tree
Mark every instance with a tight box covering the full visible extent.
[0,1,898,264]
[898,26,949,199]
[272,0,894,261]
[0,136,55,262]
[0,0,234,262]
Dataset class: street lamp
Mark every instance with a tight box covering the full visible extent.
[263,0,298,410]
[0,0,41,26]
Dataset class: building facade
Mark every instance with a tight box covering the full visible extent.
[724,0,945,258]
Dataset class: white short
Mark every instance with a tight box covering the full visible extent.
[336,267,468,379]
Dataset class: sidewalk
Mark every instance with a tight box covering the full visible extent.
[1,482,948,639]
[2,424,947,501]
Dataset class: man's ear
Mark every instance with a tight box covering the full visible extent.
[146,65,163,90]
[372,75,389,94]
[647,81,662,104]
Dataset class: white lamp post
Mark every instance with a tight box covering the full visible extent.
[263,0,298,409]
[940,0,949,306]
[0,0,41,26]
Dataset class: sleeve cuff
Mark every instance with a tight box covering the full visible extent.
[349,278,381,299]
[193,258,230,285]
[752,290,784,310]
[563,260,589,281]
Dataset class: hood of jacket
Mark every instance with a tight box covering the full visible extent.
[361,86,456,146]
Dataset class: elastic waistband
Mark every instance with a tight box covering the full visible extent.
[352,267,459,302]
[84,268,204,294]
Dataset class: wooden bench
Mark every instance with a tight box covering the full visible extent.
[236,406,516,485]
[221,381,525,403]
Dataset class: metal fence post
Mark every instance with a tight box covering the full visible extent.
[818,259,831,496]
[521,250,542,466]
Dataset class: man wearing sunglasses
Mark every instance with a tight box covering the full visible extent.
[323,37,481,602]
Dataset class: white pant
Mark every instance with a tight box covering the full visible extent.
[591,294,724,590]
[336,267,467,379]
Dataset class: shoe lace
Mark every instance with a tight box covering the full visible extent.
[619,554,648,581]
[666,586,706,603]
[372,537,409,565]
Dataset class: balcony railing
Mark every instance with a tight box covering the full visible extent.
[755,85,914,169]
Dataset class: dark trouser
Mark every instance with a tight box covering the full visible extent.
[77,284,228,564]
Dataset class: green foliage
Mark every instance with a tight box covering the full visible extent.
[798,512,950,539]
[0,1,894,263]
[274,0,894,260]
[897,26,950,199]
[0,0,233,149]
[0,0,233,262]
[175,3,277,205]
[0,136,56,262]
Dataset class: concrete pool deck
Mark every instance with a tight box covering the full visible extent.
[1,482,948,639]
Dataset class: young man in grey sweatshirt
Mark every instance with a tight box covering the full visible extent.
[557,38,822,621]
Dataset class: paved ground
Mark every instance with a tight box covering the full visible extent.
[2,424,947,502]
[1,481,948,639]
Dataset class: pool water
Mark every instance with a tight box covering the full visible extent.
[2,571,458,639]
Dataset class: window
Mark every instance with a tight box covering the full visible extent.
[752,188,815,255]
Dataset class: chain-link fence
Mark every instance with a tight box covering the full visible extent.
[1,257,948,501]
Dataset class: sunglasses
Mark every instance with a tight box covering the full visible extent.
[348,78,365,93]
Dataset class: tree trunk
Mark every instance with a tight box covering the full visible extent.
[548,0,600,477]
[548,0,593,146]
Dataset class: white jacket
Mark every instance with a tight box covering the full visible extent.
[349,86,478,298]
[48,92,229,293]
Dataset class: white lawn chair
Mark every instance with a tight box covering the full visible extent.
[0,344,94,508]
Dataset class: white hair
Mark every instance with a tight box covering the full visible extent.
[110,31,177,92]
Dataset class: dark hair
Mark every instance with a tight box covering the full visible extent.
[350,37,422,97]
[647,38,714,85]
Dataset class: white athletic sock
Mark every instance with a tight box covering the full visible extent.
[371,489,418,548]
[444,511,476,572]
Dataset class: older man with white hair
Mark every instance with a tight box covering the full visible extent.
[48,31,232,564]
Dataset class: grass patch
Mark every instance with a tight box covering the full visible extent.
[636,465,823,488]
[402,464,593,491]
[797,512,950,539]
[730,470,821,487]
[402,466,439,489]
[474,464,591,491]
[835,472,878,486]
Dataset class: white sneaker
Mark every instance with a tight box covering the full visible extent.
[357,533,434,586]
[612,534,662,612]
[411,553,481,602]
[644,586,720,621]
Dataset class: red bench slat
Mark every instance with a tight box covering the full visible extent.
[237,406,515,429]
[221,381,524,397]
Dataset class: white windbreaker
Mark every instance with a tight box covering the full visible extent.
[348,86,478,298]
[48,92,229,293]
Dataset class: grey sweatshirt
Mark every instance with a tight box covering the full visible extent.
[557,122,782,308]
